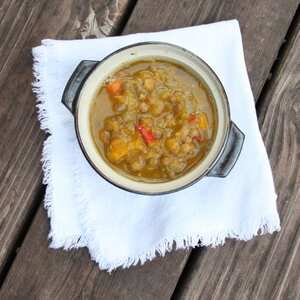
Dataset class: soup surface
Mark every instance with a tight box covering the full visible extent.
[90,60,217,181]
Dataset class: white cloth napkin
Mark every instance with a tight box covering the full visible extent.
[33,20,280,271]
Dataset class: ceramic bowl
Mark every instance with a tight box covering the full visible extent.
[62,42,244,195]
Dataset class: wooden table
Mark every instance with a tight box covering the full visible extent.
[0,1,299,299]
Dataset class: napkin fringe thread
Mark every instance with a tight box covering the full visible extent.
[32,46,53,221]
[33,46,51,134]
[90,215,279,271]
[33,46,80,247]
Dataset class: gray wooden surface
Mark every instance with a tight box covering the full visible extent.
[0,0,299,299]
[0,0,131,277]
[173,15,300,300]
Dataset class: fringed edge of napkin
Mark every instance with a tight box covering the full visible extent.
[32,46,86,249]
[32,46,54,223]
[74,155,280,271]
[87,214,280,272]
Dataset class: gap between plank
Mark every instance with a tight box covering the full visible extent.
[171,248,202,300]
[256,4,300,116]
[114,0,138,36]
[171,5,300,299]
[0,0,138,289]
[0,185,45,288]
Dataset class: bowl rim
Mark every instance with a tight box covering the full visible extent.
[74,41,231,195]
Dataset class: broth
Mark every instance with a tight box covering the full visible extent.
[90,60,217,182]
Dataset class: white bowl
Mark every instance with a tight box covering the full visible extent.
[62,42,244,195]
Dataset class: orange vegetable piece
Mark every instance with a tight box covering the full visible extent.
[105,79,123,96]
[198,112,208,129]
[107,138,128,162]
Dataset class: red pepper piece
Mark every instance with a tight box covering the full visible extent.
[136,124,155,144]
[188,113,197,123]
[192,135,203,143]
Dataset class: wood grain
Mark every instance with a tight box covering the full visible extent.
[0,0,299,299]
[172,15,300,300]
[124,0,299,100]
[0,208,189,299]
[0,0,131,277]
[0,1,190,299]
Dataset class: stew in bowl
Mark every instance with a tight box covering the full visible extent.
[62,42,244,195]
[91,60,217,182]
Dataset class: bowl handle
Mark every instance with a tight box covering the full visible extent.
[62,60,99,114]
[207,121,245,177]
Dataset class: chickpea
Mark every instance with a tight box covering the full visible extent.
[164,102,173,112]
[181,143,194,154]
[139,102,149,113]
[140,117,153,128]
[144,78,155,91]
[139,93,146,100]
[126,121,135,132]
[113,103,127,112]
[190,127,199,137]
[173,102,184,116]
[165,114,176,127]
[165,129,172,138]
[99,129,110,144]
[149,140,161,151]
[168,159,186,174]
[160,90,170,100]
[184,136,192,143]
[161,156,172,166]
[165,138,180,155]
[129,156,145,172]
[148,157,159,169]
[166,169,176,179]
[153,129,162,139]
[105,117,119,132]
[128,138,146,153]
[180,126,190,140]
[113,95,125,103]
[150,100,164,116]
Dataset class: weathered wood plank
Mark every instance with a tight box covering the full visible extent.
[172,15,300,300]
[0,0,299,299]
[124,0,298,100]
[0,0,132,277]
[0,1,190,298]
[0,208,189,299]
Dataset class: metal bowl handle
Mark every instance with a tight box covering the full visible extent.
[207,121,245,177]
[62,60,99,114]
